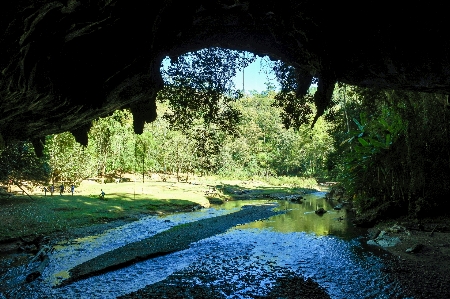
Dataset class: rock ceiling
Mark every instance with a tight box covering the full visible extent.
[1,1,449,151]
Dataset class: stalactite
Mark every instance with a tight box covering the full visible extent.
[311,74,335,127]
[31,137,45,157]
[70,122,92,147]
[130,100,157,135]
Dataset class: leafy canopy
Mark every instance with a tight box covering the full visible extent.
[158,48,256,135]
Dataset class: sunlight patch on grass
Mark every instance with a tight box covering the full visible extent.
[0,176,314,241]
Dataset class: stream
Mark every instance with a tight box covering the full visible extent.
[0,192,412,298]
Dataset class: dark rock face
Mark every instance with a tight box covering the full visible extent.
[1,1,449,145]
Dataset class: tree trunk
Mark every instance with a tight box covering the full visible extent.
[12,180,34,200]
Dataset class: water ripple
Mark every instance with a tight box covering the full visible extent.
[1,195,412,299]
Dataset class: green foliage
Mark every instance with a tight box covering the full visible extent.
[46,132,95,184]
[42,90,332,182]
[143,114,196,177]
[328,85,450,217]
[219,93,334,178]
[88,109,136,177]
[0,142,50,183]
[338,109,406,199]
[40,49,336,185]
[273,91,314,129]
[158,48,255,135]
[269,61,317,129]
[190,127,224,175]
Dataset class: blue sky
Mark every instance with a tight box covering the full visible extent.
[161,53,318,95]
[162,54,280,93]
[232,56,280,93]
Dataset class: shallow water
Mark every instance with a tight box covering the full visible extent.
[225,191,367,239]
[0,192,412,299]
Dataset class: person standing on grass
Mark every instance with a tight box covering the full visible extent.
[50,185,55,196]
[43,186,48,196]
[71,184,75,195]
[59,184,64,196]
[100,189,105,199]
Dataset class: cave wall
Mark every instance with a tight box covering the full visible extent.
[1,0,449,148]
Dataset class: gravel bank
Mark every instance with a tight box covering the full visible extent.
[372,218,450,299]
[62,204,282,286]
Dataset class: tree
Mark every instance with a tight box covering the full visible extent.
[158,47,255,135]
[327,84,450,217]
[218,91,334,178]
[46,132,94,184]
[106,110,136,177]
[190,127,225,175]
[87,109,135,180]
[269,61,317,129]
[0,141,50,184]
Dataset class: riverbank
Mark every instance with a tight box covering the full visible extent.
[2,196,347,299]
[1,177,325,297]
[115,213,450,299]
[108,209,450,299]
[0,176,315,244]
[4,178,447,298]
[369,216,450,299]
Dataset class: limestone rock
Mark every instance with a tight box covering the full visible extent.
[1,1,450,144]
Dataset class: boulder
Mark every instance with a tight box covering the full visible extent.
[315,207,327,215]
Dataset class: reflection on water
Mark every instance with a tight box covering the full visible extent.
[0,192,411,299]
[216,192,366,239]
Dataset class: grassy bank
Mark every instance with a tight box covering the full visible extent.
[0,175,317,242]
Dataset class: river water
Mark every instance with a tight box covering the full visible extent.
[0,192,412,299]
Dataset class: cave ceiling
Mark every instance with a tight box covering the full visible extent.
[1,0,449,150]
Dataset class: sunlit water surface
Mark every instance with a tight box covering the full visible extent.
[0,192,412,299]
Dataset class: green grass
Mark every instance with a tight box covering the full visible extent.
[259,175,318,189]
[0,180,210,241]
[0,175,318,241]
